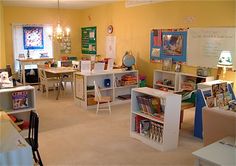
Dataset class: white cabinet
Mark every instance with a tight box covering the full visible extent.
[0,86,36,136]
[130,87,181,151]
[153,70,179,91]
[74,69,139,109]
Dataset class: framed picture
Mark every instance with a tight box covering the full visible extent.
[162,58,172,71]
[23,27,44,50]
[175,62,181,72]
[161,31,187,62]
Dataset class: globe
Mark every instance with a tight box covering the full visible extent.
[122,51,135,70]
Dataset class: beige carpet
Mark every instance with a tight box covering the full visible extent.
[36,87,203,165]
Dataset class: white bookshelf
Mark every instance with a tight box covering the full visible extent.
[74,69,138,110]
[179,73,214,91]
[153,70,214,92]
[130,87,181,151]
[153,70,179,92]
[0,86,36,136]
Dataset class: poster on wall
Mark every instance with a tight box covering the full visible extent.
[60,36,71,54]
[105,36,116,59]
[150,29,187,63]
[23,27,44,50]
[81,26,96,54]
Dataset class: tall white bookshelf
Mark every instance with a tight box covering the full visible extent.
[74,69,139,110]
[130,87,181,151]
[0,86,36,136]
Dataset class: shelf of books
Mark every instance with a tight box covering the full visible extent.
[153,70,179,92]
[74,69,138,109]
[130,87,181,151]
[0,86,36,137]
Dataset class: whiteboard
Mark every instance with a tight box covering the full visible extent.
[187,27,236,69]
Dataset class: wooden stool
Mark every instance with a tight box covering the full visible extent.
[180,102,195,129]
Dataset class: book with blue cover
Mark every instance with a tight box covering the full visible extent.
[12,91,29,110]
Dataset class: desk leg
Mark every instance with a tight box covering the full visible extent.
[56,75,64,100]
[22,64,26,86]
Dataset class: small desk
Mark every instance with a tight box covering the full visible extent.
[192,137,236,166]
[17,58,53,85]
[44,67,76,100]
[0,112,33,165]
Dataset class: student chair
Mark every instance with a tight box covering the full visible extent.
[25,111,43,166]
[94,81,112,114]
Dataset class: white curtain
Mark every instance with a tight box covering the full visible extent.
[12,24,53,71]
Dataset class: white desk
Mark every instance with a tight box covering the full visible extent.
[0,115,33,165]
[17,58,53,85]
[192,137,236,166]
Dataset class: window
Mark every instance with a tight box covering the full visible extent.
[12,24,53,71]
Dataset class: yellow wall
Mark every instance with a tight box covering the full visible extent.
[3,6,81,68]
[2,1,236,87]
[0,1,6,68]
[79,1,235,86]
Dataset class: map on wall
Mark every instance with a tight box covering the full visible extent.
[23,27,44,50]
[81,26,96,55]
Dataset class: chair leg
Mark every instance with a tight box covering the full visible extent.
[64,82,67,90]
[96,102,99,114]
[36,150,43,166]
[32,150,37,163]
[46,86,49,97]
[108,101,111,115]
[71,81,73,93]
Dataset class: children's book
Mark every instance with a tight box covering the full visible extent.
[12,91,29,110]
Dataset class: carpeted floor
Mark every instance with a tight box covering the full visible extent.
[36,87,203,165]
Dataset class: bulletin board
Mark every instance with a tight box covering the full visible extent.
[150,29,187,63]
[187,27,236,69]
[81,26,97,54]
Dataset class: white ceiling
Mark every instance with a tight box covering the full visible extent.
[2,0,170,9]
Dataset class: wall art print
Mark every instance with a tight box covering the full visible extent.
[23,27,44,50]
[150,29,187,63]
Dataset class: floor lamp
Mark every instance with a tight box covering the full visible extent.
[217,51,233,80]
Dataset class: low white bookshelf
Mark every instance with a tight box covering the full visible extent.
[74,69,139,110]
[130,87,181,151]
[153,70,179,92]
[0,86,36,136]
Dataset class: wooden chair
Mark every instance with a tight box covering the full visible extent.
[94,81,111,114]
[37,65,59,97]
[25,111,43,166]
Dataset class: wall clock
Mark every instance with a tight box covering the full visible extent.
[107,25,113,34]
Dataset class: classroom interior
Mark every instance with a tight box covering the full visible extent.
[0,0,235,165]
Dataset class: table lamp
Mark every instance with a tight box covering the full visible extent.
[217,51,233,79]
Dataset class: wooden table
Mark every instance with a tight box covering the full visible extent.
[192,136,236,166]
[17,58,53,85]
[0,111,33,165]
[44,67,76,100]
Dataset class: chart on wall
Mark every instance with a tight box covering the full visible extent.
[150,29,187,63]
[81,26,97,55]
[187,27,236,69]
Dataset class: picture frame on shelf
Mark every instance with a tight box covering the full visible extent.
[175,62,181,72]
[162,58,172,71]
